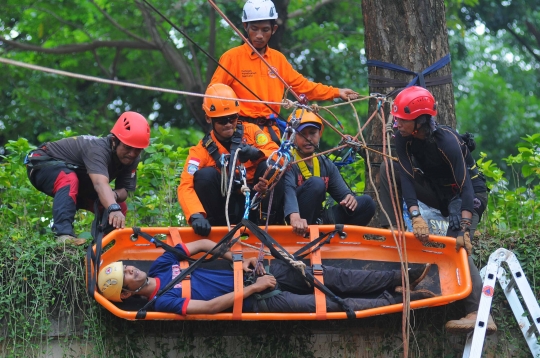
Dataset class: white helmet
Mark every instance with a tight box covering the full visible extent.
[242,0,278,23]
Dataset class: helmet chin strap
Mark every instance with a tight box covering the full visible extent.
[123,277,149,294]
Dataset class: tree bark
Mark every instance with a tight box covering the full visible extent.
[362,0,455,219]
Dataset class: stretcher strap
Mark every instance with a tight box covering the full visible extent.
[241,219,356,319]
[231,240,243,320]
[310,226,327,320]
[86,200,109,298]
[168,228,191,299]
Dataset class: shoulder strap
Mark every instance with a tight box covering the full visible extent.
[202,124,244,174]
[202,132,222,169]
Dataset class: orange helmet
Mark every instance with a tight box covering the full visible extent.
[110,112,151,148]
[203,84,240,118]
[288,109,324,135]
[391,86,437,120]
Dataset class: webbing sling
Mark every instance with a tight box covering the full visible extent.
[133,223,244,319]
[168,228,191,299]
[241,219,356,319]
[86,200,110,298]
[367,54,452,93]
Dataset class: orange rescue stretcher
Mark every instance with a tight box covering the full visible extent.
[87,224,471,321]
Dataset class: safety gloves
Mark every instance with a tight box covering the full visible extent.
[455,217,473,255]
[412,216,430,243]
[447,195,462,231]
[190,213,211,236]
[237,144,262,163]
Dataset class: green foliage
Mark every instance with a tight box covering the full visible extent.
[130,126,189,227]
[476,134,540,234]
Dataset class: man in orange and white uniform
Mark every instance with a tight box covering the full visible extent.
[209,0,359,144]
[178,84,284,236]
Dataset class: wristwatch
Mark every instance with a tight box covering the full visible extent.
[410,210,421,218]
[107,203,122,214]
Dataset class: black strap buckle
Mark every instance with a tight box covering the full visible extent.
[312,264,323,275]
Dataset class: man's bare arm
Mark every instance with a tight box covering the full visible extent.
[185,275,276,314]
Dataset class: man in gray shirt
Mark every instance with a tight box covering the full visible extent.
[26,112,150,244]
[284,110,375,236]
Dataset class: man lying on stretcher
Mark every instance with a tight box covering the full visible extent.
[97,238,436,315]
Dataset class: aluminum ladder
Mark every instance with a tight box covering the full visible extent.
[463,248,540,357]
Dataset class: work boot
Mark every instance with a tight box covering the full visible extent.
[56,234,87,246]
[409,263,431,289]
[393,287,438,303]
[445,311,498,335]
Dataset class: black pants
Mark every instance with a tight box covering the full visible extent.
[252,260,402,313]
[378,160,487,313]
[296,177,376,225]
[27,165,127,236]
[194,161,285,225]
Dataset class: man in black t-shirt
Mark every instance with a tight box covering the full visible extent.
[26,112,151,245]
[378,86,496,334]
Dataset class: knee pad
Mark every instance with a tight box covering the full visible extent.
[53,171,79,204]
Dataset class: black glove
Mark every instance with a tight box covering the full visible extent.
[237,144,262,163]
[447,195,462,231]
[190,214,211,236]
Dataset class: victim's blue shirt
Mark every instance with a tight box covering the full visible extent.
[147,244,253,315]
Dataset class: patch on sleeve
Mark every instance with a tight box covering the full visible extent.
[255,132,269,145]
[187,158,200,175]
[131,170,136,178]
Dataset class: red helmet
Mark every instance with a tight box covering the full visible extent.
[203,84,240,118]
[391,86,437,120]
[110,112,151,149]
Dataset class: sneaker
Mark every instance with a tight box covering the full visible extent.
[56,234,87,246]
[393,287,438,303]
[408,263,432,289]
[445,311,497,335]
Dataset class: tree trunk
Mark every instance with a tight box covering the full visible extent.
[362,0,455,222]
[136,0,206,129]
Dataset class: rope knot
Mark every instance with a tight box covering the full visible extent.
[310,104,320,114]
[282,99,295,110]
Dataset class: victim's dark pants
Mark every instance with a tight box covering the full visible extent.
[296,177,376,226]
[378,160,487,313]
[194,161,285,225]
[252,260,402,313]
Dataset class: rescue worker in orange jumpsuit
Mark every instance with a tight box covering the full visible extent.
[178,84,285,236]
[209,0,359,144]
